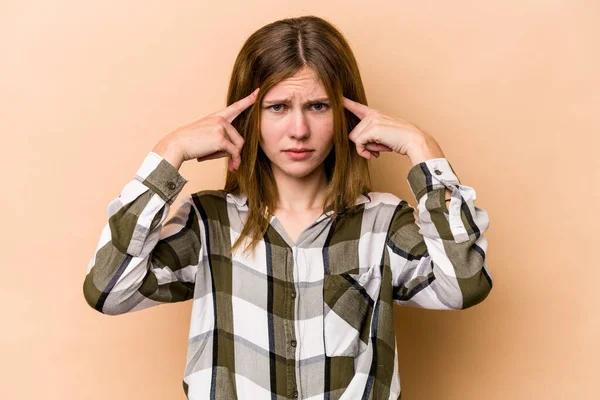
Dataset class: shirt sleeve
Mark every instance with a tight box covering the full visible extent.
[83,152,203,315]
[385,157,493,310]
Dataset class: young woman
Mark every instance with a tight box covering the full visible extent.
[84,15,492,400]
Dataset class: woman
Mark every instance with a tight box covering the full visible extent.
[84,15,493,400]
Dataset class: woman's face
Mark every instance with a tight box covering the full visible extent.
[259,66,334,181]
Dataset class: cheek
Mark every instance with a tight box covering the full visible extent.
[317,120,335,144]
[258,127,280,153]
[318,116,334,134]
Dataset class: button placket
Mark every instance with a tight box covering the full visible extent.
[291,246,301,399]
[286,246,299,399]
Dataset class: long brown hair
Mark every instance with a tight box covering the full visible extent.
[223,15,373,257]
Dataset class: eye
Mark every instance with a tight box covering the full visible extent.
[268,104,286,112]
[311,103,329,112]
[265,103,330,113]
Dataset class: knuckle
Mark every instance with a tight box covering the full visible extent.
[367,116,379,125]
[214,125,226,136]
[216,136,228,147]
[210,120,222,133]
[213,115,227,124]
[366,122,379,132]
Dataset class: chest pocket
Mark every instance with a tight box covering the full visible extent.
[323,265,382,357]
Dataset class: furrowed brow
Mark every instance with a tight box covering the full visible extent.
[263,97,330,105]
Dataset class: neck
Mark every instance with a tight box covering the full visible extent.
[272,165,329,212]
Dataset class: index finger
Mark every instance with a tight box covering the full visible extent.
[343,96,372,120]
[214,88,260,123]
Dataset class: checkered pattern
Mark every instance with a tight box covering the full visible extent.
[83,151,493,399]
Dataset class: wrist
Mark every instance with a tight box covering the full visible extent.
[152,139,184,170]
[406,134,445,166]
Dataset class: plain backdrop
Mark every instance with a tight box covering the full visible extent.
[1,1,598,399]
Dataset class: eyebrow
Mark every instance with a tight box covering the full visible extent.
[262,97,330,105]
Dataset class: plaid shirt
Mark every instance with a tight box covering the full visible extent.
[84,151,493,400]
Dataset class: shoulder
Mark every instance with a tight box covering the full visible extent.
[185,190,231,219]
[363,191,409,209]
[189,189,228,201]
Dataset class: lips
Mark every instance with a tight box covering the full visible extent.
[284,149,313,153]
[284,150,313,160]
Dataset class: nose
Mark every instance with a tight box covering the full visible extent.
[289,108,309,140]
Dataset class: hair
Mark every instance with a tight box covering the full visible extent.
[222,15,373,258]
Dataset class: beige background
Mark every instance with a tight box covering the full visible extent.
[1,1,598,399]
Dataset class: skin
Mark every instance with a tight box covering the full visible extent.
[258,65,447,215]
[153,65,448,243]
[152,62,448,218]
[259,66,335,213]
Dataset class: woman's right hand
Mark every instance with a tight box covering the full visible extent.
[152,88,260,171]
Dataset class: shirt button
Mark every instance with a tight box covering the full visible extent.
[291,291,296,298]
[292,390,298,398]
[167,182,176,190]
[434,169,442,175]
[290,340,297,347]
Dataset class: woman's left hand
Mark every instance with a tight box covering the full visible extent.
[343,96,426,159]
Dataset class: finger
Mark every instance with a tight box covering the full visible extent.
[196,150,229,162]
[196,151,236,172]
[196,151,237,172]
[348,116,375,142]
[220,122,246,169]
[365,142,393,152]
[350,118,376,159]
[220,121,245,149]
[342,96,372,119]
[370,150,380,158]
[197,153,237,172]
[348,119,373,159]
[214,138,241,169]
[214,88,260,123]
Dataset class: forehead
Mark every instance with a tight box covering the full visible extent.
[264,67,327,99]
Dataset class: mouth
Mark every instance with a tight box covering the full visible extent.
[283,149,314,160]
[284,149,314,153]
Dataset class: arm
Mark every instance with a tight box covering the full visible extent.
[83,152,203,315]
[339,97,492,309]
[386,153,492,310]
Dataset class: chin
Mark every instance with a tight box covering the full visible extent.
[272,160,320,178]
[281,165,318,178]
[293,169,319,179]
